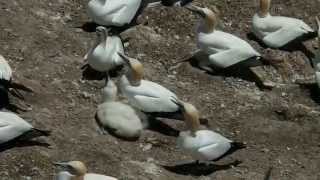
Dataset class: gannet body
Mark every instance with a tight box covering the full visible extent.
[187,5,261,69]
[87,0,142,27]
[0,55,12,82]
[172,99,245,161]
[54,161,118,180]
[118,53,179,114]
[0,111,50,144]
[96,79,143,139]
[86,26,124,73]
[252,0,317,48]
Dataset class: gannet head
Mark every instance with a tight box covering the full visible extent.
[171,98,200,136]
[259,0,271,17]
[117,52,143,86]
[186,5,218,33]
[102,78,118,102]
[54,161,87,177]
[96,26,109,42]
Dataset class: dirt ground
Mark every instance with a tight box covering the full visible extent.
[0,0,319,179]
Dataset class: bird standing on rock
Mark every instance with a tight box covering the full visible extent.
[171,99,246,162]
[96,77,144,140]
[0,111,50,145]
[185,5,275,88]
[84,26,124,77]
[54,161,118,180]
[252,0,319,48]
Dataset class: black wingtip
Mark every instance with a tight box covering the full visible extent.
[230,142,246,150]
[32,128,51,137]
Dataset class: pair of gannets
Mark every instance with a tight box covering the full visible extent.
[96,78,143,140]
[84,26,124,74]
[0,111,50,145]
[253,0,319,48]
[87,0,193,27]
[171,99,245,161]
[186,5,275,88]
[54,161,117,180]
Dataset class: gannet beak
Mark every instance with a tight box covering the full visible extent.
[117,52,131,66]
[170,98,185,110]
[185,5,206,18]
[53,162,69,168]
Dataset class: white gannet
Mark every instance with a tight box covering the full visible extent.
[54,161,118,180]
[85,26,124,75]
[186,5,275,88]
[171,99,246,162]
[117,52,180,115]
[0,55,33,111]
[252,0,318,48]
[0,111,50,145]
[96,78,143,140]
[87,0,143,27]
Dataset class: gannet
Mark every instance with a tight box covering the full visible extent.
[0,111,50,145]
[186,5,275,88]
[84,26,124,75]
[117,52,180,115]
[54,161,118,180]
[0,55,33,110]
[252,0,318,48]
[172,99,246,162]
[96,78,143,140]
[87,0,143,27]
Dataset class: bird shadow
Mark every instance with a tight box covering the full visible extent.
[0,140,50,152]
[183,53,270,90]
[298,83,320,105]
[81,65,124,81]
[247,32,316,67]
[76,21,138,34]
[147,118,180,137]
[161,160,242,176]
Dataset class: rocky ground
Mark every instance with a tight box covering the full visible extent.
[0,0,319,179]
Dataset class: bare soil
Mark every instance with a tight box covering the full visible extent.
[0,0,319,179]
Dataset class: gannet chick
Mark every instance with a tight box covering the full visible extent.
[87,0,143,27]
[85,26,124,76]
[172,99,246,162]
[0,111,50,145]
[252,0,318,48]
[96,78,143,140]
[186,5,275,88]
[54,161,118,180]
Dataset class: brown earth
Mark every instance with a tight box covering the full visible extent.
[0,0,320,179]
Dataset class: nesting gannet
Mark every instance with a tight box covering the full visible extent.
[87,0,143,27]
[172,99,246,162]
[96,78,143,140]
[186,5,275,88]
[85,26,124,75]
[54,161,118,180]
[0,111,50,145]
[252,0,318,48]
[117,52,180,115]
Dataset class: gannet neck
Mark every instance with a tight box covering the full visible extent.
[259,0,271,17]
[96,26,108,47]
[102,79,118,102]
[182,102,201,135]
